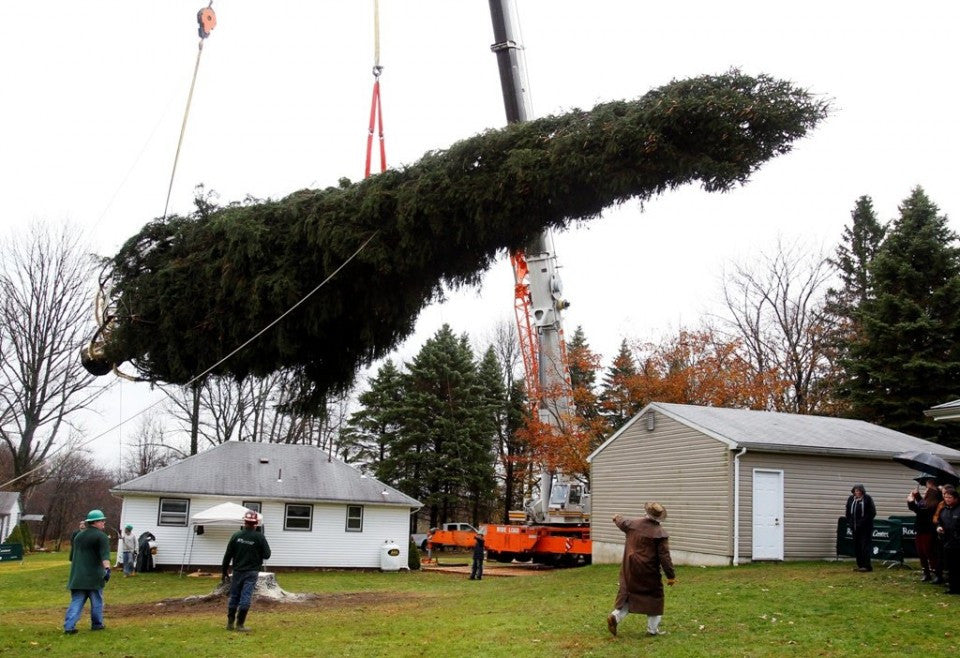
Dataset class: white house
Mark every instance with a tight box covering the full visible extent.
[112,442,421,570]
[0,492,22,543]
[588,402,960,566]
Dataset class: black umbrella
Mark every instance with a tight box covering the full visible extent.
[893,451,960,486]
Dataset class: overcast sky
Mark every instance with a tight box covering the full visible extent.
[2,1,959,468]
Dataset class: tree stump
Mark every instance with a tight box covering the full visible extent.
[178,572,316,605]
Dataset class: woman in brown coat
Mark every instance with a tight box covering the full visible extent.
[607,502,677,637]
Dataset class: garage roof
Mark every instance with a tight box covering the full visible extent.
[589,402,960,461]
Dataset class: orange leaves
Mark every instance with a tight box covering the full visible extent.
[515,413,594,477]
[629,328,784,411]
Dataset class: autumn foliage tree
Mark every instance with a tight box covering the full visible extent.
[566,327,608,452]
[631,328,783,409]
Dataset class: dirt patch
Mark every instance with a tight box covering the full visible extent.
[109,591,414,619]
[421,562,555,577]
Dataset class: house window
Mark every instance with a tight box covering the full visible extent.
[346,505,363,532]
[242,501,261,513]
[158,498,189,526]
[284,504,312,531]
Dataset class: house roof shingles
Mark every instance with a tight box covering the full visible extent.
[113,442,421,508]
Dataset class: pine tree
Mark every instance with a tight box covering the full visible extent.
[390,326,496,527]
[500,380,531,519]
[599,339,643,430]
[342,360,404,479]
[6,523,24,547]
[475,347,508,525]
[828,195,886,316]
[845,187,960,445]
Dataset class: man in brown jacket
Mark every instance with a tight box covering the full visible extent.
[607,502,676,637]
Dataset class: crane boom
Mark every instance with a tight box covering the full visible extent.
[489,0,582,526]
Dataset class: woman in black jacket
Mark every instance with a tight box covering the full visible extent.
[846,484,876,572]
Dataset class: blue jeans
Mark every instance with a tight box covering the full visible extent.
[64,589,104,630]
[123,551,135,575]
[228,570,259,610]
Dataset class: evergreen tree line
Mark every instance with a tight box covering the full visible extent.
[341,186,960,527]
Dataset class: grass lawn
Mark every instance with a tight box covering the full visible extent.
[1,552,956,657]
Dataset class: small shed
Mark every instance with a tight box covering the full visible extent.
[588,402,960,566]
[0,492,22,543]
[112,441,421,570]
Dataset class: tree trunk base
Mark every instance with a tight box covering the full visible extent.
[171,572,316,605]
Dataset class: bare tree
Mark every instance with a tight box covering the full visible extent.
[31,449,119,550]
[120,410,181,481]
[163,369,342,451]
[0,223,104,493]
[720,238,841,414]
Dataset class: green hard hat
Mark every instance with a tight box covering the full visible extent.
[85,509,106,522]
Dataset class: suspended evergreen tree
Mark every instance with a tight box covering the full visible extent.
[599,339,643,430]
[845,187,960,445]
[86,72,829,409]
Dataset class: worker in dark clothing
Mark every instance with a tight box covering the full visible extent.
[845,483,876,572]
[63,510,111,634]
[221,510,271,631]
[469,533,485,580]
[937,485,960,595]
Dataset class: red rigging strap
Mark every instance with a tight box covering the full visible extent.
[364,0,386,178]
[365,74,387,178]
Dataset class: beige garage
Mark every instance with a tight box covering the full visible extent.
[588,402,960,566]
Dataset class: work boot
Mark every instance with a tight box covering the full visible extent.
[227,606,237,631]
[932,574,945,585]
[606,613,618,637]
[236,608,250,632]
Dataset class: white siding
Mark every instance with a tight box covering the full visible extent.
[735,452,922,561]
[119,495,412,569]
[591,412,732,563]
[1,500,20,543]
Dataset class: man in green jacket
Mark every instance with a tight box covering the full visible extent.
[64,509,111,634]
[222,510,271,632]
